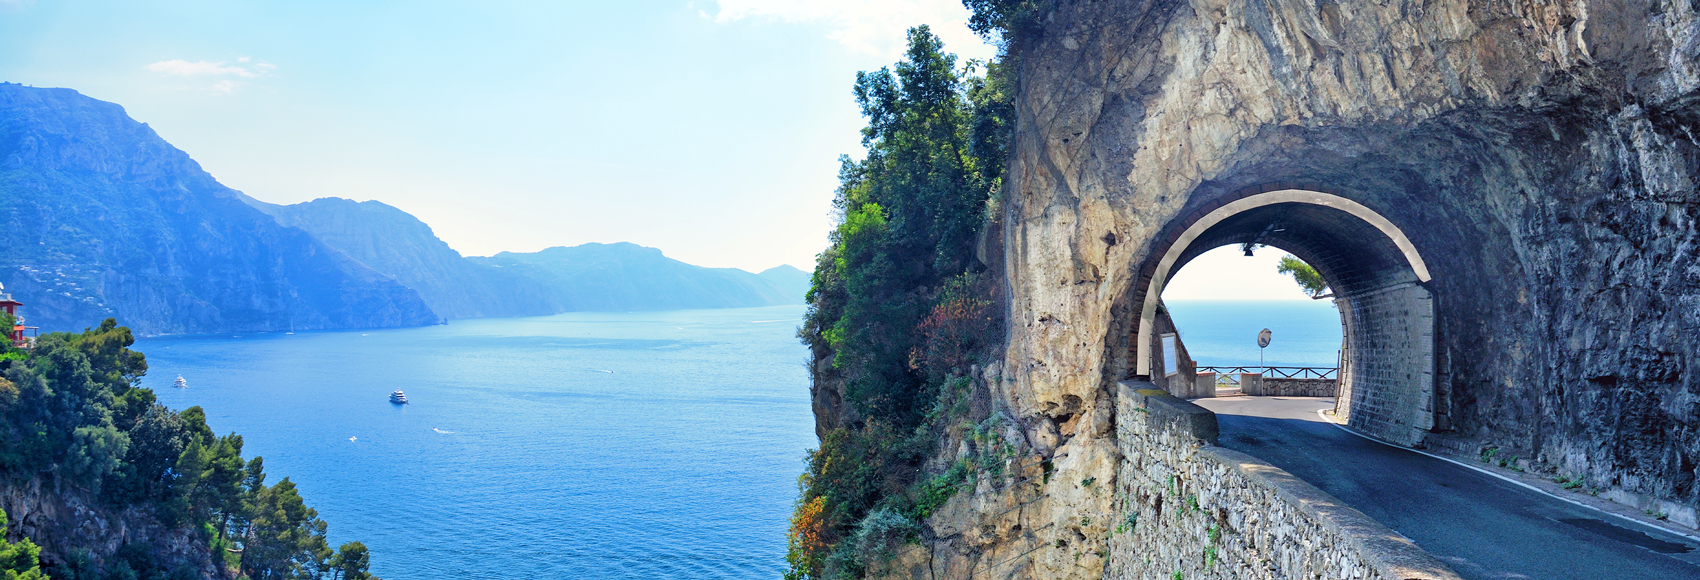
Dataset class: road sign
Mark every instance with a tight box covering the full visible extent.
[1258,328,1272,348]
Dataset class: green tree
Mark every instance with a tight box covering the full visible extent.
[0,509,47,580]
[240,477,331,580]
[67,319,148,391]
[204,433,249,537]
[1277,255,1330,298]
[0,319,376,578]
[103,405,189,509]
[0,313,16,356]
[806,25,1004,427]
[790,25,1012,580]
[328,541,380,580]
[962,0,1050,43]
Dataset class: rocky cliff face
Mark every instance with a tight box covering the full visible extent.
[903,1,1700,577]
[1,476,216,577]
[247,196,560,318]
[0,84,440,335]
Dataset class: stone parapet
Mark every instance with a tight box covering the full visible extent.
[1108,381,1460,580]
[1247,377,1338,397]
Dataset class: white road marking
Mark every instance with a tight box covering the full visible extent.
[1316,408,1700,545]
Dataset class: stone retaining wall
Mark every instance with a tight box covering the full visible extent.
[1107,382,1460,580]
[1246,377,1337,397]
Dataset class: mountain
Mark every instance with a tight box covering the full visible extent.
[758,265,811,302]
[248,197,804,314]
[0,83,440,335]
[469,243,801,311]
[244,196,558,318]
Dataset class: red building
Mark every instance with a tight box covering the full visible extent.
[0,282,38,349]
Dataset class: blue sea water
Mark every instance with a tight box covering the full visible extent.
[1163,300,1344,369]
[129,301,1342,578]
[135,306,814,580]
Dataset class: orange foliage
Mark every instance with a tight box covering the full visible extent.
[785,496,831,579]
[912,294,995,376]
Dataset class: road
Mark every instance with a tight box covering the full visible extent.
[1193,396,1700,580]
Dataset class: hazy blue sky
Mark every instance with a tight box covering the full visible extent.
[0,0,1316,299]
[1165,246,1316,301]
[0,0,995,271]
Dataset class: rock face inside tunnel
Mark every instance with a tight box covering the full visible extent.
[904,0,1700,577]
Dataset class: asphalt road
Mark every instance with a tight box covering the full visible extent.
[1194,396,1700,580]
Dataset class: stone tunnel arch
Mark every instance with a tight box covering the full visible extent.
[1128,188,1438,446]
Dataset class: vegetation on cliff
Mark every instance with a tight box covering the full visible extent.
[0,320,377,580]
[787,25,1012,579]
[0,509,47,580]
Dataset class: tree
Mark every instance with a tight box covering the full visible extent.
[328,542,380,580]
[0,509,47,580]
[0,318,376,578]
[103,405,188,509]
[0,313,16,356]
[962,0,1050,43]
[790,26,1013,579]
[67,319,148,391]
[240,477,331,580]
[1277,255,1330,298]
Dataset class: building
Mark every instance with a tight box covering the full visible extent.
[0,282,38,349]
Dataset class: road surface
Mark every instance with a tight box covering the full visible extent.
[1194,396,1700,580]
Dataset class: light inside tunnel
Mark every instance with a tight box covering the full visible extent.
[1126,189,1440,446]
[1160,246,1344,369]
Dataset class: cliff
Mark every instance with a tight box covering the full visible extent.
[901,0,1700,578]
[1,476,215,578]
[0,84,440,335]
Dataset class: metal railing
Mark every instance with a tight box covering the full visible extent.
[1196,365,1338,379]
[1196,366,1338,389]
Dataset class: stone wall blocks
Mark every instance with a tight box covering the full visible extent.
[1110,388,1461,580]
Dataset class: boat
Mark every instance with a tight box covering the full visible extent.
[173,375,187,389]
[389,390,408,404]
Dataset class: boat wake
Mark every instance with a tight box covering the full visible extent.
[588,368,615,374]
[432,428,454,434]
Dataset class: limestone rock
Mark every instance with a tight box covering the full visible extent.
[875,0,1700,577]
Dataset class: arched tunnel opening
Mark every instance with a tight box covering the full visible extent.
[1159,245,1346,383]
[1125,189,1439,446]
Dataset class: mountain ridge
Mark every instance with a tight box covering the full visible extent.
[0,83,440,335]
[0,82,807,335]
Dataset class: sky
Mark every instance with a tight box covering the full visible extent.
[0,0,1315,298]
[0,0,995,272]
[1163,246,1317,301]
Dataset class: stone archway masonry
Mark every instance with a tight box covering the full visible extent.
[890,1,1698,577]
[1131,188,1437,446]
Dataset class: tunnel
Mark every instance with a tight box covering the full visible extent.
[1125,189,1437,446]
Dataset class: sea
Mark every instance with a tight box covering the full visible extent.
[137,306,816,580]
[132,300,1341,579]
[1164,299,1345,368]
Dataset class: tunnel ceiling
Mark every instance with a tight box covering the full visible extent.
[1166,202,1420,297]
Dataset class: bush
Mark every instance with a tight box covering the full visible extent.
[848,508,920,561]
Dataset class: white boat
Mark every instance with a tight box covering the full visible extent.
[173,375,187,389]
[389,390,408,404]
